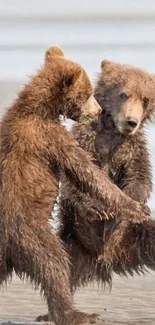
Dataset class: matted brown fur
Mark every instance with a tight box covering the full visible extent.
[0,45,104,325]
[36,61,155,322]
[57,60,155,288]
[1,47,150,325]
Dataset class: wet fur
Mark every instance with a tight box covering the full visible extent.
[3,49,150,325]
[0,46,109,325]
[57,61,155,292]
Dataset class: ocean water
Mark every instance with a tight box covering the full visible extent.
[0,5,155,211]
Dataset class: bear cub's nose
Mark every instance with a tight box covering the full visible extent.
[126,117,138,128]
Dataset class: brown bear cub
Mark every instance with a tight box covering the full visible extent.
[0,46,149,325]
[55,60,155,291]
[0,45,103,325]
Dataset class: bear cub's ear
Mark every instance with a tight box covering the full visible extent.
[101,59,111,69]
[45,45,64,63]
[60,67,83,90]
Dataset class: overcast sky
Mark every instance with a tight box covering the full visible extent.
[1,0,155,18]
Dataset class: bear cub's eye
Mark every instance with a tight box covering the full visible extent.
[119,92,129,101]
[143,97,149,107]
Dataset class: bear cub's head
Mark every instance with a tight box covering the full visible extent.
[95,60,155,135]
[37,46,101,121]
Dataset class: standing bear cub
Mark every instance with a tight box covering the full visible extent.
[0,47,149,325]
[55,59,155,294]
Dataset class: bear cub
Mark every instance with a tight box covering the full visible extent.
[57,59,155,291]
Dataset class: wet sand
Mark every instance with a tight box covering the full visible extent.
[0,272,155,324]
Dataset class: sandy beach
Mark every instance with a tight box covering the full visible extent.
[0,272,155,325]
